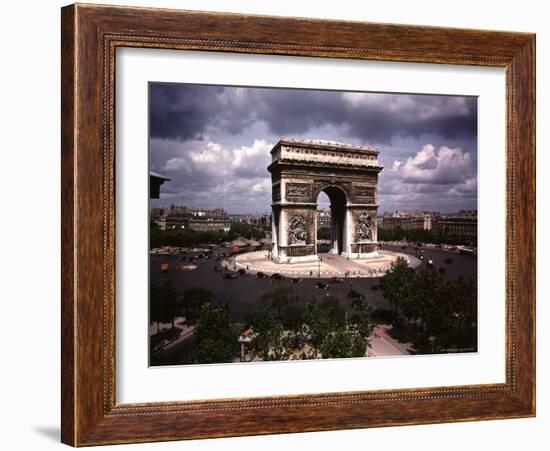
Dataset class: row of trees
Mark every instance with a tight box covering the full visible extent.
[380,257,477,353]
[150,282,215,331]
[150,222,267,248]
[245,288,375,361]
[150,283,236,363]
[150,284,376,364]
[378,226,477,246]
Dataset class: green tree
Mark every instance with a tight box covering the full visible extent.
[150,281,178,332]
[348,299,375,341]
[319,328,366,359]
[280,298,307,350]
[449,275,477,350]
[160,280,178,328]
[411,267,447,344]
[228,223,267,241]
[182,288,214,323]
[317,227,331,240]
[261,287,295,319]
[380,256,415,318]
[305,296,345,354]
[149,283,162,333]
[246,300,290,361]
[191,303,237,364]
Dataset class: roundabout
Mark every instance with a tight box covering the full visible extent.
[232,250,421,279]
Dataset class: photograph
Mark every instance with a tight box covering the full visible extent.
[148,83,479,366]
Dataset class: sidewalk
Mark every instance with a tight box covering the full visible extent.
[368,324,412,357]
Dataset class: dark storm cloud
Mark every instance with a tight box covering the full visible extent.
[149,83,478,213]
[149,84,253,141]
[149,83,477,145]
[249,90,477,145]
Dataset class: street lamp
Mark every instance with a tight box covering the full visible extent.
[318,256,322,278]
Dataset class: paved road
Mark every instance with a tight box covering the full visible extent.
[151,254,389,322]
[151,244,476,322]
[368,325,411,357]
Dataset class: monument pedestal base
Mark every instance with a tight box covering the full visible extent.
[341,251,380,260]
[273,254,319,264]
[272,244,318,264]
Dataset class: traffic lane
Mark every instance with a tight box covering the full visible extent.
[381,244,477,281]
[151,254,389,322]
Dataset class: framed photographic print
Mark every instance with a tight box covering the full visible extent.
[61,3,536,446]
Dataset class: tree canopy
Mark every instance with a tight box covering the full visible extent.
[190,303,237,364]
[380,261,477,353]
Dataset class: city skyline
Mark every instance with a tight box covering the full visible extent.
[149,83,478,214]
[150,204,476,217]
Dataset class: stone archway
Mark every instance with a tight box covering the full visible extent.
[268,138,383,263]
[315,184,348,255]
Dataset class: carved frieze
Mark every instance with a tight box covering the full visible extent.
[281,145,379,168]
[354,185,376,203]
[286,182,311,201]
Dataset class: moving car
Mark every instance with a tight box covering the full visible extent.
[316,282,330,290]
[223,272,239,279]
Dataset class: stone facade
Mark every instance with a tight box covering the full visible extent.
[268,138,383,263]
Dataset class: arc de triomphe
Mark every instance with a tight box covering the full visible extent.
[268,138,383,263]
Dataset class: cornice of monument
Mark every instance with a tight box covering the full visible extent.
[272,137,379,155]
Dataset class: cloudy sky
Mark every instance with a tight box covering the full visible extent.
[149,83,477,214]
